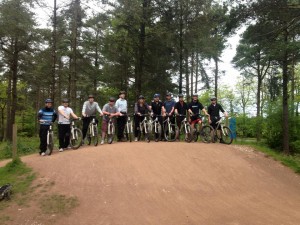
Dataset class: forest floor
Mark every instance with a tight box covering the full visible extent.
[1,142,300,225]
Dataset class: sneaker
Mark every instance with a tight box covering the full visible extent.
[41,152,46,156]
[59,148,64,152]
[134,137,138,142]
[101,140,104,145]
[67,146,72,149]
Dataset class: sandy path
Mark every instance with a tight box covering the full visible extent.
[2,142,300,225]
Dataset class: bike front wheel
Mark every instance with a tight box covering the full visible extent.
[70,128,83,149]
[164,123,177,142]
[184,124,192,143]
[107,124,115,144]
[220,126,233,145]
[200,125,214,143]
[46,132,54,155]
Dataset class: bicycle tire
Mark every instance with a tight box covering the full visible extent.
[184,124,192,143]
[70,128,83,149]
[107,124,114,144]
[145,123,151,142]
[164,123,177,142]
[154,123,162,142]
[193,124,199,142]
[200,125,213,143]
[221,126,233,145]
[91,125,98,146]
[46,133,54,155]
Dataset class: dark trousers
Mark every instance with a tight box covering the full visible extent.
[58,124,70,149]
[82,116,98,140]
[134,115,144,138]
[117,115,127,140]
[39,125,49,153]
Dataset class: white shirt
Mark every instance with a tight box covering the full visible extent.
[115,98,127,113]
[58,106,73,124]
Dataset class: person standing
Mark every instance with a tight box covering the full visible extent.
[101,97,120,144]
[150,93,165,141]
[38,98,57,156]
[174,93,189,140]
[134,95,151,141]
[115,91,128,142]
[81,94,103,143]
[57,99,80,152]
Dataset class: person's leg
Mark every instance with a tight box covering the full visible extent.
[58,124,65,149]
[117,116,126,141]
[134,116,140,138]
[101,120,108,143]
[82,117,90,140]
[64,124,71,148]
[39,125,48,154]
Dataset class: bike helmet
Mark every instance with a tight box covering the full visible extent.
[166,92,171,96]
[62,98,69,103]
[45,98,53,103]
[178,93,184,98]
[109,97,115,102]
[88,94,94,99]
[192,93,198,97]
[210,96,217,101]
[153,93,160,98]
[138,95,145,99]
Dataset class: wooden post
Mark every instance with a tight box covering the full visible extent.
[12,124,17,159]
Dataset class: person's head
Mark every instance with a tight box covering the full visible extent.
[153,93,160,102]
[210,96,217,104]
[62,98,69,107]
[119,91,126,99]
[109,97,115,106]
[192,93,198,101]
[166,93,171,101]
[88,94,94,103]
[178,93,184,102]
[45,98,53,108]
[138,95,145,104]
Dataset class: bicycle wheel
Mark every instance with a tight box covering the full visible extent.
[87,125,92,145]
[46,133,54,155]
[164,123,177,142]
[91,125,98,146]
[220,126,233,145]
[145,123,151,143]
[193,124,199,142]
[70,128,83,149]
[200,125,213,143]
[184,124,192,143]
[107,124,114,144]
[124,124,133,142]
[154,123,162,142]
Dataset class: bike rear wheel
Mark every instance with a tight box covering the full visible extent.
[70,128,83,149]
[92,125,98,146]
[46,133,54,155]
[184,124,192,143]
[220,126,233,144]
[200,125,213,143]
[164,123,177,142]
[192,124,199,142]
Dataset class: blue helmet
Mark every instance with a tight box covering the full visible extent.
[45,98,53,103]
[153,93,160,98]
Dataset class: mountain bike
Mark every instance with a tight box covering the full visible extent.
[124,114,133,142]
[69,118,83,149]
[149,115,162,142]
[212,116,233,144]
[176,114,192,143]
[107,117,115,144]
[39,120,54,155]
[163,114,177,142]
[86,117,98,146]
[190,114,214,143]
[137,114,151,142]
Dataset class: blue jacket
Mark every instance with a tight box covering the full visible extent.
[38,107,57,125]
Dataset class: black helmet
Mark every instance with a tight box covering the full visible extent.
[138,95,145,99]
[62,98,69,103]
[192,93,198,97]
[109,97,115,102]
[153,93,160,98]
[210,96,217,101]
[45,98,53,103]
[88,94,94,99]
[178,93,184,98]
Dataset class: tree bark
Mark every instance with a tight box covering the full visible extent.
[214,57,218,98]
[51,0,57,102]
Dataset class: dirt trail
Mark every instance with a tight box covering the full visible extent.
[2,142,300,225]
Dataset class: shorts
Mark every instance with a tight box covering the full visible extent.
[190,118,202,125]
[101,120,108,132]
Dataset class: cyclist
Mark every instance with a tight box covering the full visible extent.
[150,93,165,141]
[134,95,151,142]
[115,91,128,142]
[207,96,228,143]
[174,93,189,141]
[81,94,103,144]
[38,98,57,156]
[57,99,80,152]
[101,97,120,145]
[188,93,210,136]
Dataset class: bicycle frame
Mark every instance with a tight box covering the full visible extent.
[108,118,114,135]
[47,122,53,145]
[215,117,229,136]
[125,115,133,134]
[88,117,97,137]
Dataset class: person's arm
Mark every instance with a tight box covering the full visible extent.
[102,105,110,116]
[202,108,210,117]
[70,108,79,119]
[219,104,228,117]
[82,102,87,117]
[58,106,70,120]
[96,103,103,116]
[52,110,58,122]
[38,109,43,121]
[134,103,138,115]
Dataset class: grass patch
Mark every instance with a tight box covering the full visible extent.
[39,194,79,215]
[233,141,300,174]
[0,158,36,208]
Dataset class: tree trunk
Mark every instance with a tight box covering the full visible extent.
[190,53,194,98]
[5,71,12,141]
[214,57,218,98]
[179,0,183,94]
[51,0,57,102]
[185,52,190,102]
[195,52,199,93]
